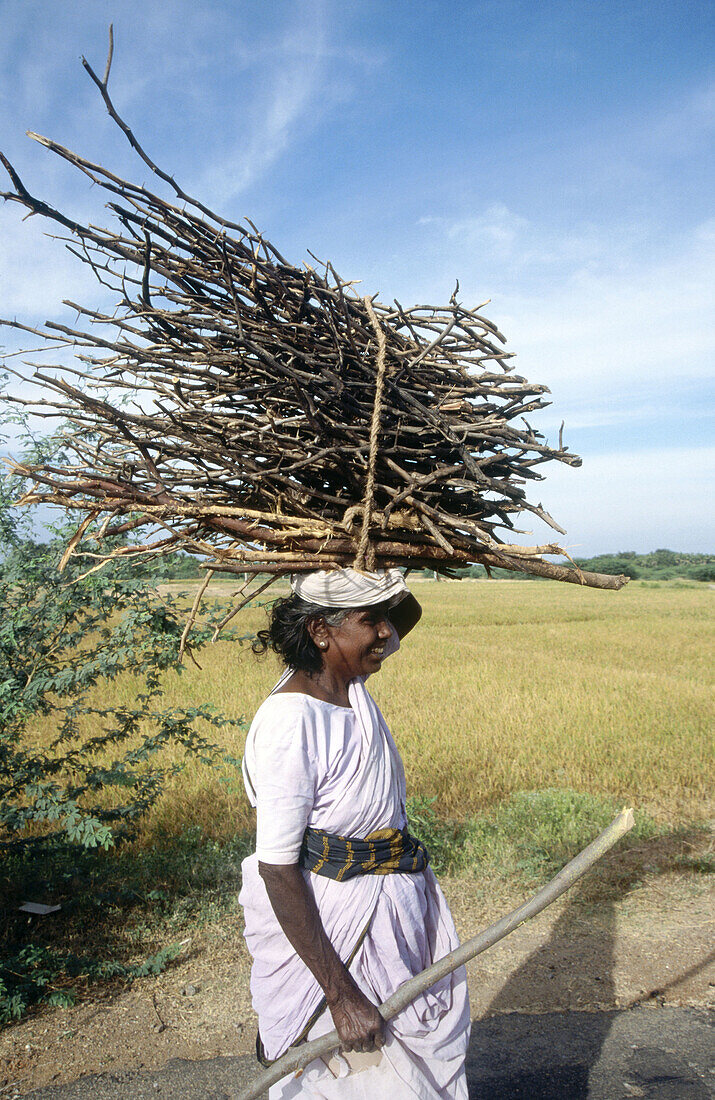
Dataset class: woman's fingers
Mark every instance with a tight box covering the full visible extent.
[342,1029,378,1053]
[330,982,387,1055]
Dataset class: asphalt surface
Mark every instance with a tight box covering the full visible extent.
[23,1006,714,1100]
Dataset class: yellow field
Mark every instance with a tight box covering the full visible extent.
[36,580,714,841]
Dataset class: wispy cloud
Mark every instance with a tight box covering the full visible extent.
[415,207,714,406]
[623,77,715,162]
[0,207,105,321]
[419,204,529,259]
[192,4,335,205]
[500,217,715,393]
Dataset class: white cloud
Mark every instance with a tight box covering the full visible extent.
[191,5,332,205]
[499,217,715,398]
[419,204,530,257]
[415,205,714,426]
[632,78,715,160]
[0,205,107,321]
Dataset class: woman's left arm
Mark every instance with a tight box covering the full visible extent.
[388,592,422,639]
[258,861,386,1053]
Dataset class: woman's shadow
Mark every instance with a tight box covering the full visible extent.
[464,829,711,1099]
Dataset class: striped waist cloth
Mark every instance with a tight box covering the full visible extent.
[299,825,429,882]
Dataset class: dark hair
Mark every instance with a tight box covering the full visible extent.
[253,595,351,674]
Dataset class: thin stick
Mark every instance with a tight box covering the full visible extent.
[102,24,114,87]
[210,574,280,642]
[234,807,635,1100]
[178,568,213,662]
[354,296,388,571]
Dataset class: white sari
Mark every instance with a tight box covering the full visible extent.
[239,639,470,1098]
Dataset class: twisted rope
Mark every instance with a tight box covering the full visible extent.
[354,296,388,571]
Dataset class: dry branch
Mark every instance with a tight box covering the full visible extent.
[0,31,629,602]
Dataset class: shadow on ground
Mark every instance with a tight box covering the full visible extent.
[23,1007,714,1100]
[466,830,713,1098]
[465,1007,713,1099]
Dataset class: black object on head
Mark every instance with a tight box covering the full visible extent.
[253,595,351,673]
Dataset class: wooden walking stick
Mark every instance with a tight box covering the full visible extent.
[234,807,634,1100]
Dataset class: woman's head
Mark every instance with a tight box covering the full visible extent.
[253,595,352,674]
[253,568,406,676]
[253,594,393,677]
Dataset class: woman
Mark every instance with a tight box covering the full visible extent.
[239,568,470,1098]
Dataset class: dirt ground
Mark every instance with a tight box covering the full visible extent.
[2,868,712,1099]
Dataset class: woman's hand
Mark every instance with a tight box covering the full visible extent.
[326,976,386,1053]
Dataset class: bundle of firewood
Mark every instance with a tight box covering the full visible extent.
[1,33,627,600]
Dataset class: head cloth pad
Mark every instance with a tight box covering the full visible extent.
[290,567,408,609]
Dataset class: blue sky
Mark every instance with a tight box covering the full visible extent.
[1,0,713,555]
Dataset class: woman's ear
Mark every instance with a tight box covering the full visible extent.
[307,616,329,651]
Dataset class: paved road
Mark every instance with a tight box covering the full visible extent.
[24,1007,714,1099]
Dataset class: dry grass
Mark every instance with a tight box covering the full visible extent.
[28,580,714,842]
[374,579,713,825]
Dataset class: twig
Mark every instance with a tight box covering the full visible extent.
[210,575,280,642]
[178,569,214,662]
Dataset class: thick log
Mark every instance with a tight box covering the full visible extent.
[480,551,629,590]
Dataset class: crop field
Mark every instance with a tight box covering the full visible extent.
[48,577,709,844]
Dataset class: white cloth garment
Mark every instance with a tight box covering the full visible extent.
[239,630,470,1098]
[290,567,409,609]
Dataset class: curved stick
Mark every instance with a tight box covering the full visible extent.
[480,550,629,590]
[235,807,635,1099]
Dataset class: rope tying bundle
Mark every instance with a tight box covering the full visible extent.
[354,295,388,571]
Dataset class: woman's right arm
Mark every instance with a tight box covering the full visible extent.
[258,861,385,1053]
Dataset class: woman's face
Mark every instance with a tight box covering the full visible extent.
[316,603,393,680]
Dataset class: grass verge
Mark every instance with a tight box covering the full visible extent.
[407,788,667,878]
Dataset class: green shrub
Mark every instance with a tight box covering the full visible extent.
[0,456,243,853]
[0,416,249,1022]
[409,788,662,880]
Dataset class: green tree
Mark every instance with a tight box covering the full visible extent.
[0,421,245,1021]
[0,486,238,852]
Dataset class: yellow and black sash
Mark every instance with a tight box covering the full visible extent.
[299,824,429,882]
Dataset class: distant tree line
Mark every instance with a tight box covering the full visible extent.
[3,543,712,585]
[571,549,714,582]
[454,549,714,583]
[87,546,715,584]
[0,541,205,582]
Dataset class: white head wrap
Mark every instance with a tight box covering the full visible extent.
[290,567,409,609]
